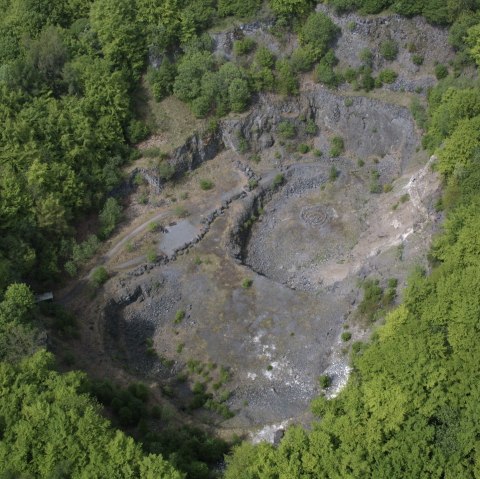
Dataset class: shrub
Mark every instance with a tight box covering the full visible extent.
[380,40,398,61]
[329,136,344,157]
[254,46,275,69]
[174,205,189,218]
[241,278,253,289]
[315,62,340,88]
[233,37,256,56]
[344,67,358,83]
[174,310,186,324]
[277,120,296,139]
[157,161,175,181]
[199,179,214,190]
[298,143,310,154]
[369,170,381,194]
[91,267,109,287]
[359,70,375,91]
[305,119,317,135]
[275,59,298,96]
[358,278,383,321]
[146,248,157,263]
[435,64,448,79]
[341,331,352,342]
[378,68,398,84]
[148,222,159,233]
[359,48,373,67]
[217,0,260,17]
[99,197,122,238]
[228,78,250,112]
[329,165,339,181]
[147,59,176,102]
[400,193,410,203]
[412,54,424,65]
[319,375,331,388]
[273,173,285,187]
[299,12,340,61]
[344,97,353,107]
[290,47,315,73]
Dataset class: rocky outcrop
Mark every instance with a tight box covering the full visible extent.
[222,89,418,170]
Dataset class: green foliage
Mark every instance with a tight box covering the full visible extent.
[299,12,340,61]
[380,39,399,60]
[435,63,449,79]
[305,119,317,135]
[233,37,256,56]
[290,47,316,73]
[91,267,109,288]
[410,97,428,129]
[218,0,261,17]
[273,173,285,187]
[298,143,310,154]
[254,46,276,69]
[275,59,299,96]
[437,116,480,175]
[0,351,182,478]
[199,179,214,190]
[99,197,122,238]
[318,374,331,388]
[315,60,341,88]
[378,68,398,84]
[341,331,352,341]
[329,136,345,157]
[359,48,374,67]
[412,53,424,65]
[147,59,177,102]
[277,120,297,139]
[269,0,315,17]
[329,165,340,181]
[225,63,480,475]
[241,278,253,289]
[157,161,176,181]
[90,0,146,80]
[175,309,186,323]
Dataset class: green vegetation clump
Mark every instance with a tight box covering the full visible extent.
[199,178,214,190]
[435,63,449,79]
[241,278,253,289]
[277,120,297,139]
[318,375,331,388]
[91,267,109,288]
[233,37,256,56]
[174,310,186,324]
[341,331,352,342]
[273,173,285,187]
[380,39,399,60]
[329,136,345,157]
[378,68,398,84]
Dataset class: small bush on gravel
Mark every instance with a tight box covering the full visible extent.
[329,136,344,157]
[199,179,214,190]
[242,278,253,289]
[380,40,398,61]
[174,310,186,324]
[319,375,331,388]
[277,121,296,139]
[341,331,352,342]
[273,173,285,187]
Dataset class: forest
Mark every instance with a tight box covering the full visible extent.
[1,0,480,477]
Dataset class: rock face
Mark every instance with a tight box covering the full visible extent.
[222,89,418,169]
